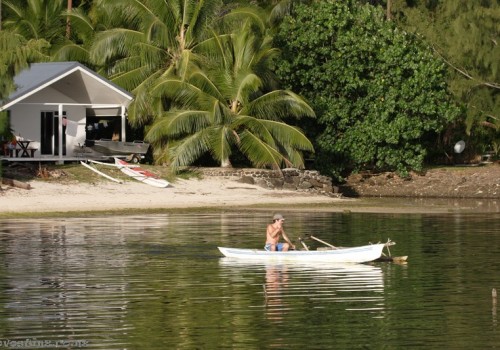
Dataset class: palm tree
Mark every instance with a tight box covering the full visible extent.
[147,20,315,170]
[90,0,314,169]
[52,2,117,68]
[0,30,49,173]
[89,0,249,126]
[2,0,67,45]
[1,0,100,66]
[0,30,49,98]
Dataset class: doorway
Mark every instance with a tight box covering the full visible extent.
[40,111,66,155]
[85,116,122,141]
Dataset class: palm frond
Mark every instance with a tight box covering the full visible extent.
[169,129,212,170]
[243,90,316,120]
[152,78,220,112]
[238,130,284,169]
[257,120,314,152]
[52,42,91,64]
[62,8,97,40]
[189,71,224,102]
[268,0,293,27]
[231,114,276,146]
[90,28,144,64]
[235,72,263,106]
[176,49,199,80]
[282,146,307,169]
[218,6,267,36]
[208,126,236,164]
[185,0,222,44]
[147,110,212,140]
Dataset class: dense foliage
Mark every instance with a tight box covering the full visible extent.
[389,0,500,157]
[85,0,314,169]
[146,19,315,170]
[0,0,495,177]
[274,0,460,179]
[0,31,49,113]
[0,29,49,173]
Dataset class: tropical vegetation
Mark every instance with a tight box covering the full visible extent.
[145,19,315,170]
[0,29,49,174]
[75,0,314,169]
[388,0,500,160]
[0,0,497,180]
[274,0,461,178]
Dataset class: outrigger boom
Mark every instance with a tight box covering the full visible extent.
[298,236,407,263]
[80,161,122,183]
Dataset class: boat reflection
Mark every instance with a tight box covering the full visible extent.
[264,264,289,322]
[219,259,386,321]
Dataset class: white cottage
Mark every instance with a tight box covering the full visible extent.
[0,62,134,163]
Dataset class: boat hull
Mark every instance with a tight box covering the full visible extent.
[86,139,150,156]
[218,244,385,263]
[115,158,169,188]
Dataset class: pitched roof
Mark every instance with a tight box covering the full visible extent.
[1,61,133,110]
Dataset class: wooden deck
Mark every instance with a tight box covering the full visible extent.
[1,155,115,164]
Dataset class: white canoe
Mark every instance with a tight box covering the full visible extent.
[218,244,386,264]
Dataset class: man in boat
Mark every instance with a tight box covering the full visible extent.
[265,214,295,251]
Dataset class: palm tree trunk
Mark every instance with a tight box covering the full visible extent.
[66,0,72,38]
[221,158,232,168]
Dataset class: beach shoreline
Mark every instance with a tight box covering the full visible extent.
[0,177,340,217]
[1,175,499,218]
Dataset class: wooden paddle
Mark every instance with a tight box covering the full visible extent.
[308,235,338,250]
[298,237,309,251]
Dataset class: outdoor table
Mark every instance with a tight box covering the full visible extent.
[16,140,33,157]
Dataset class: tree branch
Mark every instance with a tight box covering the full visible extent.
[432,45,500,90]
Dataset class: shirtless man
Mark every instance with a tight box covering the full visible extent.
[265,214,295,251]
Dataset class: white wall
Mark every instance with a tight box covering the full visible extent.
[9,87,88,157]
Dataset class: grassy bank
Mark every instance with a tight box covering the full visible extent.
[1,161,200,185]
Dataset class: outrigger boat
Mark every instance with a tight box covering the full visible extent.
[80,158,169,188]
[218,237,404,264]
[114,158,169,188]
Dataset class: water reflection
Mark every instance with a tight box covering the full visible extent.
[493,288,498,328]
[0,211,499,349]
[362,197,500,213]
[219,259,385,319]
[0,216,172,348]
[264,264,288,309]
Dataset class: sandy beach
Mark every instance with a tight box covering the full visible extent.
[0,177,344,215]
[2,176,498,217]
[2,162,499,216]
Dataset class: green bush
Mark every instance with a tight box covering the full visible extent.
[275,0,460,180]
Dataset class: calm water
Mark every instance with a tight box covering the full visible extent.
[0,210,499,349]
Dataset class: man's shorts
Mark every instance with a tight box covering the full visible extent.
[264,243,285,251]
